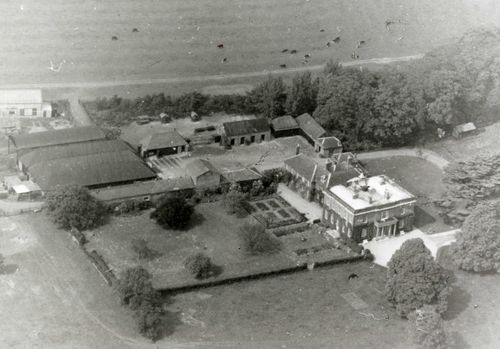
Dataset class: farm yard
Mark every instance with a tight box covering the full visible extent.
[0,0,496,92]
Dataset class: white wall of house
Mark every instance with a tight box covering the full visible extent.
[0,103,50,118]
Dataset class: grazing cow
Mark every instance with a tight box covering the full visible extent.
[281,49,289,53]
[351,52,359,59]
[301,60,309,65]
[304,53,311,59]
[385,20,395,31]
[357,40,366,48]
[111,36,118,41]
[221,57,227,63]
[320,29,325,32]
[326,41,331,47]
[217,43,224,48]
[332,36,341,43]
[290,49,297,54]
[279,64,287,68]
[348,273,359,280]
[132,28,139,33]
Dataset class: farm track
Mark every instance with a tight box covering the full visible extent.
[0,54,423,90]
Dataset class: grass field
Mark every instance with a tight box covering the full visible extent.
[363,156,452,233]
[0,0,497,88]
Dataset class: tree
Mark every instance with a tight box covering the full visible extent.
[223,184,249,217]
[131,239,161,260]
[285,72,319,116]
[184,253,214,279]
[135,301,164,341]
[240,223,282,255]
[451,203,500,273]
[150,196,194,229]
[408,305,451,349]
[385,238,452,318]
[248,75,287,119]
[116,266,156,306]
[45,185,107,230]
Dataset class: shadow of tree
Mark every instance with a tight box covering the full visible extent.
[184,212,205,230]
[0,264,19,275]
[161,310,183,338]
[449,331,471,349]
[414,205,437,228]
[443,286,471,320]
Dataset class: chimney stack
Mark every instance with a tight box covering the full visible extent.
[296,143,300,155]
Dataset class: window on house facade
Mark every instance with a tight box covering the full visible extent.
[32,108,37,116]
[240,137,245,144]
[20,109,24,116]
[8,110,15,115]
[261,134,265,141]
[381,211,389,219]
[361,228,367,238]
[251,135,255,142]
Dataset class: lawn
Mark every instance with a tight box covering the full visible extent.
[165,261,413,348]
[363,156,453,233]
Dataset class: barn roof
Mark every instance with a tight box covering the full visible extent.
[316,136,342,149]
[296,113,326,141]
[222,168,262,183]
[271,115,299,131]
[223,118,269,137]
[19,139,132,168]
[10,126,106,151]
[140,130,187,151]
[28,150,156,190]
[186,159,219,178]
[0,89,43,104]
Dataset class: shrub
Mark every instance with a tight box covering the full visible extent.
[131,239,161,260]
[150,196,194,229]
[240,223,282,255]
[385,239,452,318]
[45,185,107,230]
[408,305,452,349]
[184,253,214,279]
[116,266,155,306]
[135,301,164,341]
[223,184,250,217]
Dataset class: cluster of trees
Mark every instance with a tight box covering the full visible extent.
[386,239,454,349]
[150,196,194,230]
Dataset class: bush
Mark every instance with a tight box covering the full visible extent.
[150,196,194,229]
[184,253,214,279]
[135,301,164,341]
[240,223,282,255]
[223,184,250,217]
[131,239,161,260]
[116,266,156,306]
[45,185,107,230]
[408,305,452,349]
[385,239,452,318]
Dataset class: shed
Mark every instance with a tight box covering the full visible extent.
[10,180,42,200]
[0,89,52,118]
[222,118,270,146]
[296,113,326,145]
[186,159,220,188]
[452,122,477,139]
[314,136,343,157]
[271,115,300,138]
[221,167,262,190]
[139,130,188,157]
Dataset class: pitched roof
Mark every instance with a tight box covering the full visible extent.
[19,139,132,168]
[296,113,326,140]
[284,154,360,190]
[222,168,262,183]
[271,115,299,131]
[0,89,42,104]
[454,122,476,133]
[316,136,342,149]
[10,126,106,151]
[223,118,269,137]
[186,159,219,178]
[140,130,187,151]
[28,150,156,190]
[91,177,194,202]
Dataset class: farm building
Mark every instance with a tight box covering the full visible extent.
[221,167,262,189]
[91,177,195,207]
[139,130,188,158]
[8,126,106,154]
[0,89,52,118]
[9,180,42,201]
[222,118,270,146]
[270,115,300,138]
[322,175,416,243]
[186,159,221,188]
[314,136,343,157]
[284,154,360,203]
[296,113,326,145]
[18,139,156,190]
[452,122,477,138]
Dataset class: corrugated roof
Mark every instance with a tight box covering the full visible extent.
[29,150,156,190]
[19,139,132,168]
[91,177,194,202]
[317,136,342,149]
[186,159,219,178]
[271,115,299,131]
[140,130,187,151]
[10,126,106,151]
[222,168,262,183]
[296,113,326,141]
[223,118,269,137]
[0,89,42,104]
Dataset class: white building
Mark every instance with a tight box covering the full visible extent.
[0,89,52,118]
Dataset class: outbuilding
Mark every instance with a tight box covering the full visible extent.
[186,159,221,188]
[270,115,300,138]
[296,113,326,145]
[314,136,343,157]
[0,89,52,118]
[222,118,270,146]
[452,122,477,139]
[139,130,188,158]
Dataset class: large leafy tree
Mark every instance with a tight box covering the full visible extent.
[45,185,107,230]
[150,196,194,230]
[285,71,319,116]
[386,238,452,318]
[248,75,287,119]
[451,203,500,273]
